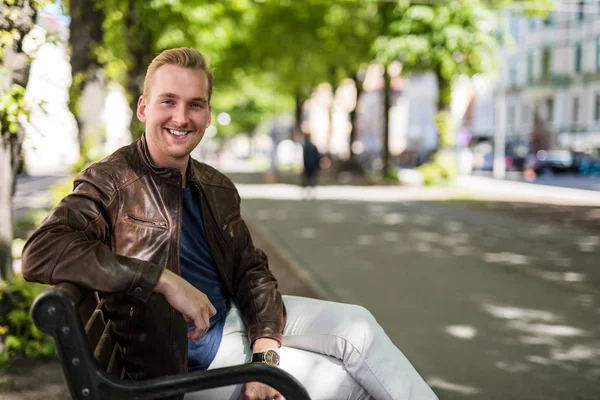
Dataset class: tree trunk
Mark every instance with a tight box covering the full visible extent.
[435,71,454,151]
[0,140,14,281]
[0,1,38,280]
[68,0,104,155]
[382,65,392,177]
[293,93,305,142]
[348,72,364,162]
[125,1,153,140]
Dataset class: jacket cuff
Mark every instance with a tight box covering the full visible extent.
[126,261,164,302]
[248,324,284,347]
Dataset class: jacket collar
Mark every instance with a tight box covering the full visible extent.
[136,134,197,187]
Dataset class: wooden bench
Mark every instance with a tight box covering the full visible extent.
[31,282,311,400]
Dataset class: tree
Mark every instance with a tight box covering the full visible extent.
[0,0,47,280]
[67,0,104,157]
[373,0,552,183]
[221,0,381,149]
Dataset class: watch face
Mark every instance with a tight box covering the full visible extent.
[264,350,280,366]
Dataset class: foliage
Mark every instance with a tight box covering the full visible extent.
[0,275,55,371]
[374,0,499,92]
[0,84,28,135]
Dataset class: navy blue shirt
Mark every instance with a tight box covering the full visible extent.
[180,188,229,371]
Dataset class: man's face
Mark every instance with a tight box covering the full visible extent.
[137,64,212,168]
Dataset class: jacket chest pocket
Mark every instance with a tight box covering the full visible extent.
[114,214,170,263]
[124,214,169,229]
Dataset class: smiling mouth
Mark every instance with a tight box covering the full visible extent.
[165,128,191,136]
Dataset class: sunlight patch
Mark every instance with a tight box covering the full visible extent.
[427,378,480,395]
[321,212,346,224]
[483,305,556,322]
[445,221,463,232]
[445,325,477,339]
[495,361,530,372]
[383,213,406,225]
[577,236,599,252]
[563,272,585,282]
[484,252,530,265]
[527,355,552,365]
[299,228,317,239]
[551,345,600,362]
[509,321,586,337]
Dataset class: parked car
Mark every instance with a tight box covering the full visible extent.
[534,150,573,174]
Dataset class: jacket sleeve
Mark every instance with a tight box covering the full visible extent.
[230,192,286,345]
[21,166,163,302]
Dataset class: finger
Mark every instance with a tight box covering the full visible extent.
[190,326,207,341]
[209,303,217,316]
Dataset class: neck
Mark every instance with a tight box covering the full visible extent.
[144,136,188,187]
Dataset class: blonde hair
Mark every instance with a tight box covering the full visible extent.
[143,48,214,101]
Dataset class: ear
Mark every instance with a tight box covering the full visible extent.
[136,96,147,123]
[207,105,212,128]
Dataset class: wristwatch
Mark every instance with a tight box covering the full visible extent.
[252,349,280,366]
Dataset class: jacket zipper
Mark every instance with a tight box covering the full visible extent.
[125,215,168,229]
[126,305,135,357]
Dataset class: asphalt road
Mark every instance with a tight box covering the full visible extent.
[241,196,600,400]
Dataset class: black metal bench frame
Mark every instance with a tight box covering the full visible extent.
[32,283,311,400]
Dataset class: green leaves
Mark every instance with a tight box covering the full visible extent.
[0,84,28,136]
[0,275,55,370]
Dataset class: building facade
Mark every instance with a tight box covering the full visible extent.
[499,2,600,154]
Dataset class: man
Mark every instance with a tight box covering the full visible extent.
[301,133,320,200]
[22,48,437,400]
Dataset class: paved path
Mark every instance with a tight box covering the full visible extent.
[239,190,600,400]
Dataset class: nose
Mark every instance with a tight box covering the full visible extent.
[172,104,189,126]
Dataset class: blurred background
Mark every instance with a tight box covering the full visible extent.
[1,0,600,399]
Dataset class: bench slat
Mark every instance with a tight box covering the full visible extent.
[94,321,115,371]
[85,309,106,350]
[107,342,124,377]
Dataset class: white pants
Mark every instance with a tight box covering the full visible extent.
[185,296,437,400]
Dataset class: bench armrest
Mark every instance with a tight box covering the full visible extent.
[32,283,311,400]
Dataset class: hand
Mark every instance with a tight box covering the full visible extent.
[237,382,282,400]
[154,269,216,340]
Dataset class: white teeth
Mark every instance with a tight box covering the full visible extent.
[167,129,188,136]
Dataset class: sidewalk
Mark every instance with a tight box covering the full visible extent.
[456,175,600,206]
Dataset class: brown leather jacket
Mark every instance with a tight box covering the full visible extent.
[22,136,286,384]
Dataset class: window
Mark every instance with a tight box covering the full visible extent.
[508,105,516,129]
[510,16,520,40]
[542,48,552,78]
[528,52,534,82]
[529,18,536,30]
[546,98,554,121]
[575,43,582,73]
[522,105,529,124]
[596,37,600,70]
[509,61,518,85]
[573,97,579,126]
[578,1,585,21]
[595,94,600,121]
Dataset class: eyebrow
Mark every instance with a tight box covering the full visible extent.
[158,93,208,104]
